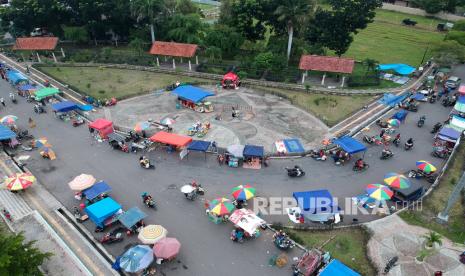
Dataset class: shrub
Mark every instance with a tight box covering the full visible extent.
[98,90,106,94]
[347,76,380,87]
[86,83,91,89]
[237,71,248,80]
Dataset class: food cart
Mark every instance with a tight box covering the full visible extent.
[82,181,111,204]
[85,197,122,230]
[89,118,114,139]
[172,85,214,113]
[228,209,266,240]
[118,207,147,235]
[221,72,241,89]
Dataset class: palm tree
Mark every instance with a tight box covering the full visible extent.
[363,58,379,76]
[423,231,442,248]
[274,0,314,61]
[130,0,165,43]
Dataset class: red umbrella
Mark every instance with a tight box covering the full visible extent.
[153,237,181,260]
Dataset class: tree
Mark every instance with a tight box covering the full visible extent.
[362,58,379,76]
[129,38,146,56]
[446,30,465,45]
[224,0,268,41]
[167,14,204,44]
[0,232,51,275]
[431,40,465,66]
[254,51,275,71]
[452,19,465,31]
[205,46,222,62]
[204,25,245,58]
[423,231,443,247]
[130,0,166,43]
[63,26,89,44]
[411,0,446,14]
[273,0,314,61]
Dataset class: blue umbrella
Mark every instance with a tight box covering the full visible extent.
[119,245,154,273]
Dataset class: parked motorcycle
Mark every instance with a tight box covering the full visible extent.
[285,166,305,177]
[408,170,437,183]
[141,192,156,209]
[273,235,295,250]
[34,104,46,114]
[442,96,456,107]
[431,147,451,159]
[182,184,205,201]
[363,135,375,144]
[431,122,442,134]
[353,163,369,172]
[375,119,389,128]
[417,115,426,128]
[100,228,124,244]
[139,157,155,169]
[380,150,394,160]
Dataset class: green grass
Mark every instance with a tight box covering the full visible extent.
[38,66,210,100]
[259,88,375,127]
[291,228,376,276]
[398,142,465,244]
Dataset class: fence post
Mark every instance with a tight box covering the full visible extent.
[156,57,160,67]
[60,48,66,58]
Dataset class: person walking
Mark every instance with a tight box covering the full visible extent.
[0,97,5,107]
[28,117,36,128]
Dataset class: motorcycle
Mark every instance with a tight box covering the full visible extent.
[72,116,85,127]
[380,150,394,160]
[429,94,437,103]
[285,166,305,177]
[141,193,156,209]
[375,119,389,128]
[273,235,295,250]
[404,139,414,151]
[408,170,437,183]
[9,94,17,104]
[183,184,205,201]
[442,96,456,107]
[384,256,399,274]
[139,157,155,169]
[73,207,88,223]
[431,122,442,134]
[34,104,46,114]
[353,162,369,172]
[363,135,375,144]
[392,136,401,147]
[100,228,124,244]
[417,115,426,128]
[431,147,451,159]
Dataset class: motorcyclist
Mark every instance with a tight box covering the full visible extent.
[381,148,393,158]
[355,158,365,169]
[139,156,150,168]
[405,138,414,148]
[141,192,153,205]
[9,92,15,100]
[393,133,401,145]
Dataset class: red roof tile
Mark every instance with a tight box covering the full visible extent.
[13,37,59,50]
[299,55,355,74]
[149,41,198,58]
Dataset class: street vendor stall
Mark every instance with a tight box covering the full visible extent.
[449,115,465,133]
[454,95,465,114]
[391,109,408,123]
[17,84,37,97]
[150,131,192,153]
[52,101,78,121]
[226,144,244,168]
[85,197,122,229]
[187,140,211,160]
[228,208,265,239]
[118,207,147,235]
[243,145,264,169]
[292,189,341,224]
[437,127,460,143]
[34,87,60,101]
[6,70,28,85]
[82,181,111,204]
[88,118,114,139]
[172,85,214,113]
[0,124,17,142]
[221,72,241,89]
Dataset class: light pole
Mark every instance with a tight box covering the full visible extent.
[420,46,430,67]
[437,171,465,223]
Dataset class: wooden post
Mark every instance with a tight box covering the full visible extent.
[164,56,167,62]
[36,52,42,63]
[188,60,192,71]
[156,57,160,67]
[172,58,176,69]
[301,72,305,84]
[51,52,57,63]
[60,47,66,57]
[341,76,346,87]
[181,57,183,63]
[321,73,326,86]
[195,55,199,65]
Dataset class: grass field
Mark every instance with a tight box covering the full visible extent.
[38,66,209,100]
[261,88,375,126]
[291,228,376,276]
[399,142,465,243]
[343,9,446,65]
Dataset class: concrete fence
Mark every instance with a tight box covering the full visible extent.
[382,3,464,21]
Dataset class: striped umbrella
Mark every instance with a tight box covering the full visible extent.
[387,118,401,127]
[134,121,150,132]
[4,172,35,191]
[208,198,235,216]
[0,115,18,125]
[138,225,168,244]
[366,184,393,200]
[383,172,411,189]
[231,184,256,201]
[416,160,437,173]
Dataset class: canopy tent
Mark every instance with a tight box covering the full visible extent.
[52,101,78,113]
[454,96,465,113]
[172,85,214,104]
[82,181,111,201]
[411,93,426,101]
[449,115,465,133]
[293,189,340,222]
[0,125,16,141]
[34,87,60,101]
[437,127,461,142]
[118,207,147,229]
[332,136,366,154]
[243,145,264,158]
[85,197,121,228]
[378,64,415,75]
[228,209,265,236]
[89,118,114,139]
[319,259,360,276]
[227,144,245,158]
[6,70,28,85]
[378,93,408,107]
[391,110,408,122]
[187,140,211,152]
[18,84,37,91]
[150,131,192,147]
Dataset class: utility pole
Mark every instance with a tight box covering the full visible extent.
[437,172,465,223]
[420,46,429,67]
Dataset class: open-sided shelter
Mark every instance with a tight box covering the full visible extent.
[85,197,122,228]
[150,131,192,148]
[187,140,211,160]
[34,87,60,101]
[89,118,114,139]
[13,37,62,62]
[299,55,355,87]
[332,135,366,156]
[149,41,198,70]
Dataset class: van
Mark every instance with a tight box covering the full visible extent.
[445,76,461,89]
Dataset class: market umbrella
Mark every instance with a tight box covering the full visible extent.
[34,137,50,148]
[387,118,401,128]
[416,160,437,173]
[40,146,56,160]
[138,225,168,244]
[134,121,150,132]
[209,197,235,216]
[161,118,176,125]
[383,172,411,189]
[231,184,256,201]
[153,237,181,260]
[4,172,35,191]
[227,145,245,158]
[119,245,154,273]
[366,184,393,200]
[0,115,18,125]
[68,174,96,191]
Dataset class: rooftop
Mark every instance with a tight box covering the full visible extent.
[149,41,198,58]
[13,37,59,50]
[299,55,355,74]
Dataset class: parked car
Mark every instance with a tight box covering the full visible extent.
[30,27,52,37]
[445,76,461,89]
[402,19,417,26]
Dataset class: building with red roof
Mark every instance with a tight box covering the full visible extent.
[149,41,199,70]
[13,37,62,63]
[299,55,355,87]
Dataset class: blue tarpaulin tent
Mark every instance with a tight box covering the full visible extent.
[6,70,28,85]
[319,259,360,276]
[77,104,93,111]
[118,207,147,229]
[52,101,78,113]
[378,64,415,75]
[293,189,339,222]
[85,197,121,228]
[0,125,16,141]
[82,181,111,201]
[411,93,426,101]
[437,127,460,142]
[283,138,305,153]
[333,136,366,154]
[187,140,211,152]
[172,85,214,103]
[243,145,264,158]
[18,84,36,91]
[392,110,408,122]
[378,93,408,107]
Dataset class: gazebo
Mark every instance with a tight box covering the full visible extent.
[149,41,198,71]
[299,55,355,87]
[13,37,62,63]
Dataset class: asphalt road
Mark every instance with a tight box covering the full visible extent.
[0,65,462,276]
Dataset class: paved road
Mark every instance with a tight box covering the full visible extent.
[0,65,462,276]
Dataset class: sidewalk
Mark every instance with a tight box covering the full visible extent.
[0,152,117,275]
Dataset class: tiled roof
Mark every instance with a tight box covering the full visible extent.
[149,41,198,58]
[13,37,59,50]
[299,55,355,74]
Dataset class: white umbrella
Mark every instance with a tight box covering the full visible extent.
[180,185,195,194]
[227,145,245,158]
[68,174,96,191]
[138,225,168,244]
[161,118,176,125]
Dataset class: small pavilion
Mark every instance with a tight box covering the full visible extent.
[13,37,62,63]
[149,41,198,71]
[299,55,355,87]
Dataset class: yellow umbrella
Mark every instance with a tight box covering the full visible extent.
[4,172,36,191]
[138,225,168,244]
[68,174,96,191]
